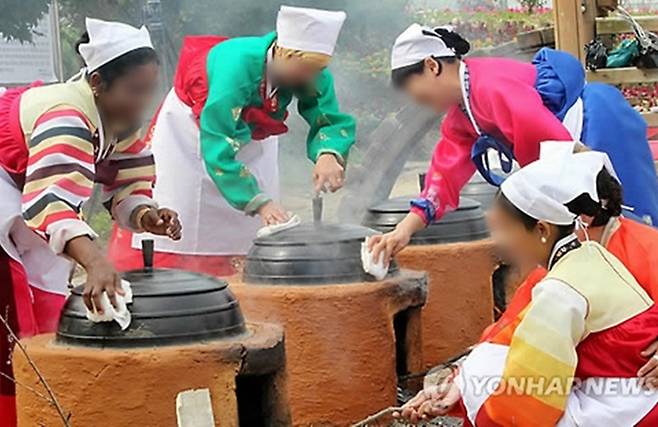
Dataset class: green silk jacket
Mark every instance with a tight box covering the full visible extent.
[199,32,356,213]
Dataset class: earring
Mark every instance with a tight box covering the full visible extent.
[541,237,547,244]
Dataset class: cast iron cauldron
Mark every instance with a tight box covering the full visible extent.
[57,245,247,347]
[460,170,502,209]
[363,196,489,245]
[243,222,399,285]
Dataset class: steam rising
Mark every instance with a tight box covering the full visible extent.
[5,1,560,244]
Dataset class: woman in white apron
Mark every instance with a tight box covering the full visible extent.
[370,23,658,264]
[108,6,357,277]
[0,19,181,425]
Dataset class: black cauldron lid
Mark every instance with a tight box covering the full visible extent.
[56,268,247,348]
[460,170,501,209]
[363,196,489,245]
[243,222,399,285]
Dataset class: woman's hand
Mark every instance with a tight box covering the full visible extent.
[393,377,461,424]
[257,201,290,225]
[368,228,411,266]
[139,207,182,240]
[639,341,658,389]
[65,235,124,313]
[367,213,425,264]
[313,153,344,193]
[84,257,124,313]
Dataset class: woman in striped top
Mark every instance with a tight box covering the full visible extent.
[0,19,181,426]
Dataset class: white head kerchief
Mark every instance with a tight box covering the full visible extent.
[539,140,577,160]
[276,6,346,56]
[78,18,154,72]
[502,142,619,225]
[501,162,576,225]
[539,141,619,205]
[391,23,456,70]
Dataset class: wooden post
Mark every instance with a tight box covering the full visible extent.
[581,0,598,46]
[554,0,586,62]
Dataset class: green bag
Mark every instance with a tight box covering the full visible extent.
[607,38,640,68]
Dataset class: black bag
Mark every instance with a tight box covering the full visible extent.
[585,39,608,71]
[635,48,658,69]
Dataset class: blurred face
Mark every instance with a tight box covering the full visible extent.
[270,55,325,88]
[91,62,159,134]
[486,197,556,268]
[401,57,461,114]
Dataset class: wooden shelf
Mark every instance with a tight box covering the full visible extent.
[587,67,658,84]
[596,15,658,35]
[642,112,658,127]
[515,27,555,50]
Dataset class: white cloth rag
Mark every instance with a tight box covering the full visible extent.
[256,213,301,238]
[361,236,389,280]
[86,280,133,330]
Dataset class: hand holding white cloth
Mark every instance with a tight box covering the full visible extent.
[256,214,301,238]
[361,236,389,280]
[86,280,133,330]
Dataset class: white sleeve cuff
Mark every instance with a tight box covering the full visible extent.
[114,195,158,231]
[46,219,98,255]
[244,193,271,216]
[316,149,345,166]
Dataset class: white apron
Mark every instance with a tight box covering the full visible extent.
[0,168,72,296]
[133,89,279,256]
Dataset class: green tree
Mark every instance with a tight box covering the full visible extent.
[0,0,50,41]
[57,0,143,75]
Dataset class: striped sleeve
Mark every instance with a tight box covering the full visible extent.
[21,106,98,254]
[101,131,157,231]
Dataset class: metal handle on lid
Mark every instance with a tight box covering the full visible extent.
[418,173,426,192]
[142,239,154,270]
[312,194,323,224]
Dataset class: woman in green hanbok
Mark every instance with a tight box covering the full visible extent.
[108,6,357,276]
